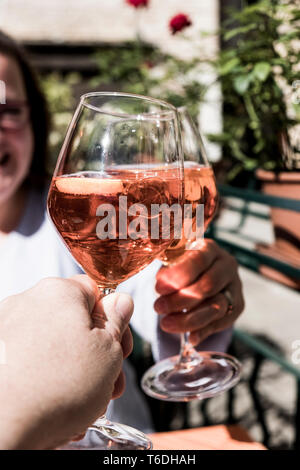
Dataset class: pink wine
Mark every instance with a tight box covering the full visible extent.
[160,164,218,264]
[48,169,182,288]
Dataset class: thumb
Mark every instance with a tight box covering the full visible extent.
[69,274,99,312]
[93,293,134,342]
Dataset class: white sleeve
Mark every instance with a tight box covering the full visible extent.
[117,260,161,346]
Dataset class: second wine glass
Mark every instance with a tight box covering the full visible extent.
[141,107,241,402]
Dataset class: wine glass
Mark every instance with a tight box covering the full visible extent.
[47,92,184,449]
[141,107,242,401]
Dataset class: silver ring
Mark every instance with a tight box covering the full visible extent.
[222,289,234,315]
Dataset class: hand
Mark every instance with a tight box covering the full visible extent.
[154,239,244,346]
[0,275,133,450]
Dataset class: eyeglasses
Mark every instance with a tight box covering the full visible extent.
[0,101,29,130]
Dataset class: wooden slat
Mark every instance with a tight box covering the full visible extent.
[213,237,300,279]
[149,425,266,450]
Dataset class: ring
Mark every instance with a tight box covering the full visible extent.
[222,289,234,315]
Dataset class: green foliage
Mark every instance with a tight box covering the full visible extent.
[90,43,156,91]
[90,42,206,122]
[41,72,81,170]
[41,43,207,164]
[210,0,300,179]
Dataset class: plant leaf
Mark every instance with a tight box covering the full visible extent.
[253,62,271,81]
[224,23,257,41]
[219,57,240,75]
[234,75,252,94]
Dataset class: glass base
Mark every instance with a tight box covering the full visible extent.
[141,351,241,402]
[58,419,152,450]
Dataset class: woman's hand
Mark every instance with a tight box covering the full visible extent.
[154,240,244,346]
[0,275,133,450]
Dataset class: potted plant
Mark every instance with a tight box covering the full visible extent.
[206,0,300,286]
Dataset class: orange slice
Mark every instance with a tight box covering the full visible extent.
[55,176,124,195]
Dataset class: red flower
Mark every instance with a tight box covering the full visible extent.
[169,13,192,35]
[126,0,149,8]
[143,60,154,69]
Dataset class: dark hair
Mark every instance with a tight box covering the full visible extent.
[0,30,50,189]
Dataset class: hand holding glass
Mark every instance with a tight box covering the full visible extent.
[141,108,241,402]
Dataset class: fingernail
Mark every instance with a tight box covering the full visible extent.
[115,293,134,321]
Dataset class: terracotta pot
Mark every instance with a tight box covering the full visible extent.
[255,169,300,289]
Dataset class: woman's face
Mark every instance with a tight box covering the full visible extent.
[0,53,33,204]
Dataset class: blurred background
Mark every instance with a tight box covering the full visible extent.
[1,0,299,449]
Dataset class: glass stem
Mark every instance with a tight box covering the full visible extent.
[98,287,116,298]
[178,332,198,364]
[93,286,116,425]
[92,414,110,427]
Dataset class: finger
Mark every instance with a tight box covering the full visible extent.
[121,326,133,359]
[155,255,237,315]
[189,278,245,346]
[91,305,107,329]
[228,274,245,317]
[189,310,237,346]
[155,239,220,295]
[96,293,134,342]
[69,274,99,312]
[160,292,228,333]
[112,370,126,399]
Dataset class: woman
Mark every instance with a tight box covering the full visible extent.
[0,30,244,434]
